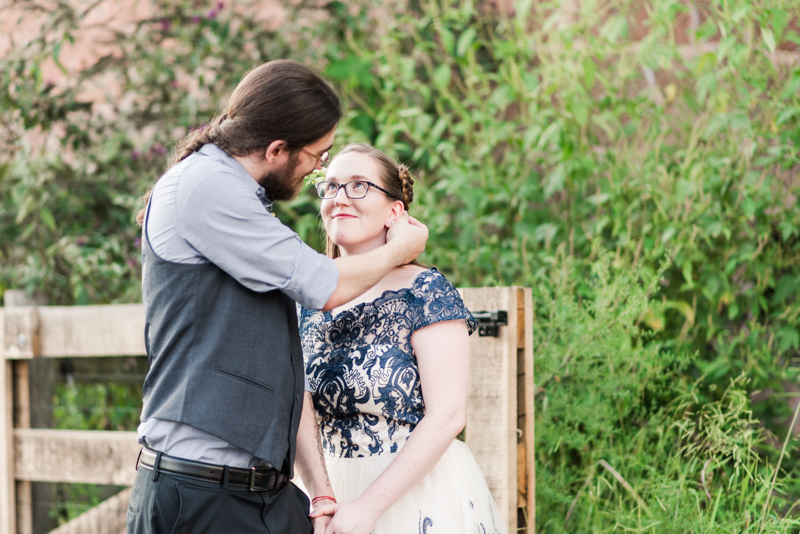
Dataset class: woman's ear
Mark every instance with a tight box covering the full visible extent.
[385,200,405,228]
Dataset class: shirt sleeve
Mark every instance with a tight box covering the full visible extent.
[177,170,338,310]
[410,269,477,334]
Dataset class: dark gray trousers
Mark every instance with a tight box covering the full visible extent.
[126,465,313,533]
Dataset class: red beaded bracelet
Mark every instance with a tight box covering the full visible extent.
[312,496,337,505]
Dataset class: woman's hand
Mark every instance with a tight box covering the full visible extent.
[309,500,381,534]
[311,513,332,534]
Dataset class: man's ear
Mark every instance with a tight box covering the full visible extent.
[264,140,289,164]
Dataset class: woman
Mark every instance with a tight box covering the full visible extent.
[297,144,505,534]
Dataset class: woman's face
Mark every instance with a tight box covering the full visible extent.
[321,152,404,256]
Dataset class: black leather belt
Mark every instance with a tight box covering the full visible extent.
[137,447,289,492]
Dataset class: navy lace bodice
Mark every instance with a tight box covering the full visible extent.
[298,268,476,458]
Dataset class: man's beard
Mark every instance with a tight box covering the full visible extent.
[257,153,305,202]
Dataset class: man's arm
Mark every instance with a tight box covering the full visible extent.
[294,393,334,533]
[322,213,428,311]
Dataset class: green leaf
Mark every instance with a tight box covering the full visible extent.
[543,164,565,199]
[51,40,67,75]
[696,71,716,106]
[456,28,476,57]
[661,227,677,244]
[771,9,787,40]
[600,15,628,43]
[777,327,800,353]
[780,71,800,101]
[440,28,455,55]
[433,64,451,91]
[778,221,798,241]
[776,107,799,125]
[570,100,589,127]
[682,260,694,288]
[761,27,776,54]
[582,57,597,89]
[742,198,756,219]
[770,274,800,305]
[39,207,55,231]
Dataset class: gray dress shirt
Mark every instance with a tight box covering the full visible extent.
[138,143,337,468]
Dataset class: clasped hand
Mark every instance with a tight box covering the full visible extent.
[310,499,380,534]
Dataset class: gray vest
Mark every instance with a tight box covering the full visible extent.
[140,212,303,472]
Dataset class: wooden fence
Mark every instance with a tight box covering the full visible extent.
[1,287,533,534]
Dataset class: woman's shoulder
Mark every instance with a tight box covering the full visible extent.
[407,266,453,292]
[392,264,430,288]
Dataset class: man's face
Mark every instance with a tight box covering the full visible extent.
[259,127,336,202]
[258,152,301,202]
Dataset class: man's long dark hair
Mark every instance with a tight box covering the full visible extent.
[136,60,341,226]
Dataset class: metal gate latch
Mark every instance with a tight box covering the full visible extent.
[471,310,508,337]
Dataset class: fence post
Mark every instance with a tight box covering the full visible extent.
[460,286,534,533]
[4,290,48,534]
[1,302,16,534]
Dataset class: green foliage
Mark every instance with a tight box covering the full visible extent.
[534,253,800,531]
[1,0,799,530]
[53,382,142,431]
[50,483,125,527]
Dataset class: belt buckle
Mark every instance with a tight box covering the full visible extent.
[249,467,257,492]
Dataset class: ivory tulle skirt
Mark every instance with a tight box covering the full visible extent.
[322,439,505,534]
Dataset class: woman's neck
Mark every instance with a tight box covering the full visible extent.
[337,233,387,258]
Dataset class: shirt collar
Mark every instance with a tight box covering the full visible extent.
[255,188,274,213]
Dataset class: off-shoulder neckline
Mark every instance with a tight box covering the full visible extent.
[322,267,440,323]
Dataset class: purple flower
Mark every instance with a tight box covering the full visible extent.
[159,19,171,32]
[217,2,224,9]
[76,236,88,246]
[134,237,141,248]
[150,144,167,156]
[191,16,202,23]
[127,258,138,268]
[207,9,218,18]
[171,80,179,88]
[131,150,140,160]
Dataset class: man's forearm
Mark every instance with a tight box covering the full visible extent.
[323,245,402,311]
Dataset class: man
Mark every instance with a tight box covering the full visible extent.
[127,60,428,533]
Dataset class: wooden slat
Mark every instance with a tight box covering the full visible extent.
[14,362,32,534]
[0,309,18,534]
[14,429,140,485]
[524,288,535,531]
[461,287,518,533]
[32,304,146,358]
[49,487,131,534]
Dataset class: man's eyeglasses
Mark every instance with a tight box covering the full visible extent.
[300,147,330,168]
[316,180,399,200]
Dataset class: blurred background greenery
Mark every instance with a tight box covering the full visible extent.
[1,0,799,531]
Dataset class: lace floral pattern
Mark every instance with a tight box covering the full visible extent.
[299,268,476,458]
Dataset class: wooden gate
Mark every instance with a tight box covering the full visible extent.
[1,287,533,534]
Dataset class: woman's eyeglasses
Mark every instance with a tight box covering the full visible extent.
[316,180,399,200]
